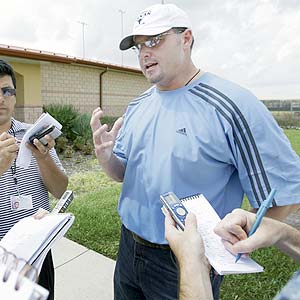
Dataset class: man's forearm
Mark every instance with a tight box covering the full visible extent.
[264,204,299,221]
[37,155,68,199]
[100,154,125,182]
[179,259,213,300]
[275,223,300,263]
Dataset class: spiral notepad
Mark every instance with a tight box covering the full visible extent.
[0,213,75,274]
[0,246,49,300]
[180,194,264,275]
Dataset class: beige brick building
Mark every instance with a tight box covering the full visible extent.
[0,44,151,123]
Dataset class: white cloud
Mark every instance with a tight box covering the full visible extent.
[191,0,300,98]
[1,0,299,98]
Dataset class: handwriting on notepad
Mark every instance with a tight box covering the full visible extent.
[188,201,236,263]
[180,194,264,275]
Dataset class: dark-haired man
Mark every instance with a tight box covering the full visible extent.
[0,59,68,299]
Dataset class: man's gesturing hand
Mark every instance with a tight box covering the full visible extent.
[90,107,123,164]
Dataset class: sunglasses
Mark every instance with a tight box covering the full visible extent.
[132,29,186,52]
[0,87,16,98]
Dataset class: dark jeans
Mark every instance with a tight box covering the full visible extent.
[38,251,55,300]
[114,225,223,300]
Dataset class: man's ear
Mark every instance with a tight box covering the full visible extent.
[182,29,193,51]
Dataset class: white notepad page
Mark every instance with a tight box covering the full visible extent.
[182,194,264,275]
[0,213,74,274]
[16,112,62,169]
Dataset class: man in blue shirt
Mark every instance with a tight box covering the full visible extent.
[90,3,300,300]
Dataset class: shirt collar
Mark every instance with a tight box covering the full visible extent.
[8,118,29,134]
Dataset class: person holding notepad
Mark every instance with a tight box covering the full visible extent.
[165,210,300,300]
[90,3,300,300]
[0,60,68,300]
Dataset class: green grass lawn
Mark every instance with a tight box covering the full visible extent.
[284,129,300,154]
[59,129,300,300]
[65,169,122,259]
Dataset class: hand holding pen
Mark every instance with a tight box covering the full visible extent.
[0,132,19,174]
[234,189,276,263]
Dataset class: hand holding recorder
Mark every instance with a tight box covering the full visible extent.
[27,124,62,158]
[29,125,62,146]
[160,192,189,230]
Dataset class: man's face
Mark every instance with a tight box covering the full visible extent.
[0,75,16,127]
[135,30,186,90]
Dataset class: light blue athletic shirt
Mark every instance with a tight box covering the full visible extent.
[114,72,300,244]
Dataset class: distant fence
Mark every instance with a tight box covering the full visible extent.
[261,100,300,112]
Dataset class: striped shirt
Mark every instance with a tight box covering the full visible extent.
[0,118,64,239]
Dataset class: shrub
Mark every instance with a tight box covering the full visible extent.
[55,136,68,153]
[64,145,74,158]
[71,113,94,154]
[43,104,79,140]
[100,116,120,130]
[73,136,94,155]
[43,103,122,155]
[71,113,92,142]
[272,112,300,128]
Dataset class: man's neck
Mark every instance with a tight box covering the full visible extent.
[0,120,12,134]
[156,64,201,91]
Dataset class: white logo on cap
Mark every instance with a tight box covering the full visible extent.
[136,10,151,25]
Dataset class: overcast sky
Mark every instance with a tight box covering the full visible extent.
[2,0,300,99]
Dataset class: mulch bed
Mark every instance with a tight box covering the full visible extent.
[59,152,98,176]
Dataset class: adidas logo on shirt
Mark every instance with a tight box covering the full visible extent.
[176,128,187,136]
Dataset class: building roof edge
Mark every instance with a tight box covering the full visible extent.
[0,43,142,74]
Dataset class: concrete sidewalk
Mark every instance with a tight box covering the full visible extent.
[52,237,115,300]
